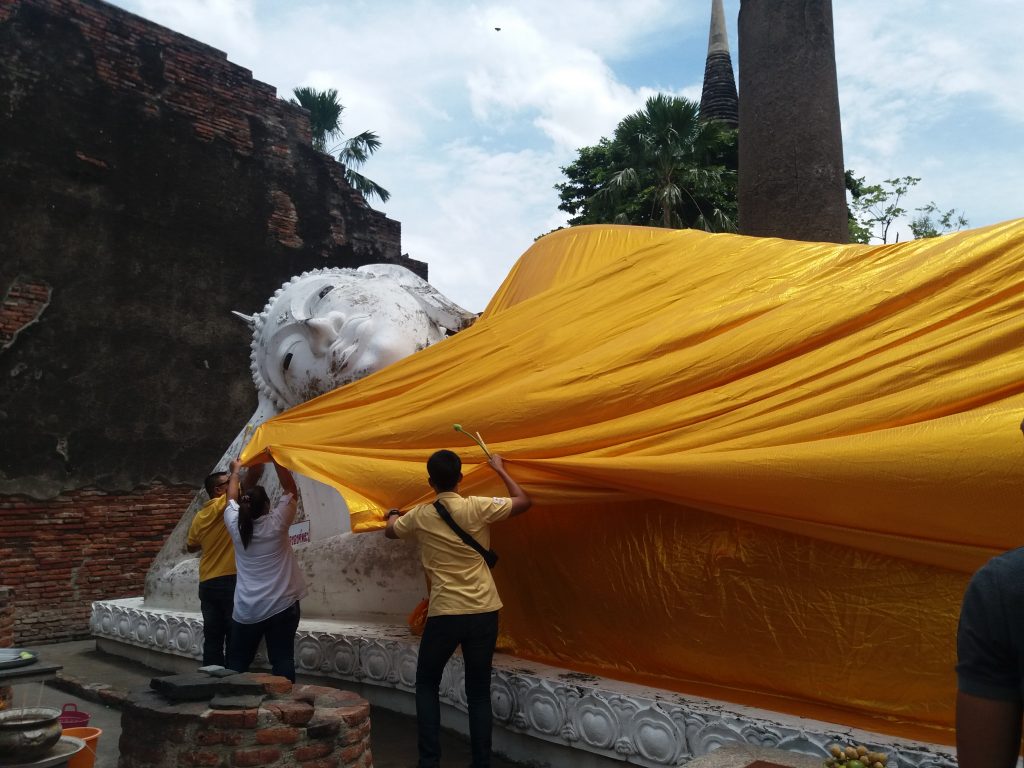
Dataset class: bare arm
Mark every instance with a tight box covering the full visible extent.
[273,460,299,527]
[227,459,242,502]
[488,454,531,517]
[956,691,1023,768]
[241,462,264,492]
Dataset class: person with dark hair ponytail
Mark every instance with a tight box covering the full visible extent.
[222,456,307,681]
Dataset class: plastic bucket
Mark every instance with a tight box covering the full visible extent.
[63,727,102,768]
[59,703,90,727]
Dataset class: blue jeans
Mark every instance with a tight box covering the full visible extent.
[197,575,235,667]
[226,601,301,681]
[415,611,499,768]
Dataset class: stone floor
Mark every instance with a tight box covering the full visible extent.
[23,640,524,768]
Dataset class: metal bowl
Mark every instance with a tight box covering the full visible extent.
[0,708,63,760]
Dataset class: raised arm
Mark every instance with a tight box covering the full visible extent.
[241,462,265,491]
[227,459,242,502]
[273,459,299,527]
[488,454,531,517]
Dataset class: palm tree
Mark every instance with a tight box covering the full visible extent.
[290,87,391,204]
[597,94,736,231]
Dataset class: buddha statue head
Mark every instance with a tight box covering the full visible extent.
[241,264,476,412]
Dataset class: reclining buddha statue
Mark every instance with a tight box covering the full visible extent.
[144,264,476,619]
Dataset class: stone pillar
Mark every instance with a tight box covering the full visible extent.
[738,0,849,242]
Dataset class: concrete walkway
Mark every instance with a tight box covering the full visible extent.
[23,640,524,768]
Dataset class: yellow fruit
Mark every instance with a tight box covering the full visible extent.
[857,747,868,757]
[830,746,844,758]
[845,748,859,760]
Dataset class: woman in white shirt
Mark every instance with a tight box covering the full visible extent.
[223,456,307,681]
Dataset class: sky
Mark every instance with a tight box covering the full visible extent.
[108,0,1024,313]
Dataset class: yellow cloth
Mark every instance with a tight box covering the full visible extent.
[186,496,235,582]
[242,219,1024,743]
[392,491,512,617]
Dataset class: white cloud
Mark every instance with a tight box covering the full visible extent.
[834,0,1024,239]
[129,0,261,60]
[107,0,1023,299]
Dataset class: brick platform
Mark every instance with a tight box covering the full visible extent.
[120,671,372,768]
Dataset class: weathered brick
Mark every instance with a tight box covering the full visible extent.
[179,750,223,767]
[263,700,314,726]
[339,742,365,763]
[206,709,260,729]
[243,673,292,695]
[196,730,245,747]
[231,747,281,767]
[337,704,369,727]
[292,742,332,762]
[297,760,338,768]
[305,718,340,740]
[254,727,300,745]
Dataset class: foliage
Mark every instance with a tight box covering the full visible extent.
[909,202,969,239]
[846,174,968,244]
[290,87,391,204]
[556,94,738,232]
[846,175,919,244]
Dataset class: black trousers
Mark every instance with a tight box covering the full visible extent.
[226,601,301,682]
[415,610,499,768]
[197,575,236,667]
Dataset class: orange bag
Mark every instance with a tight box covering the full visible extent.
[407,598,428,636]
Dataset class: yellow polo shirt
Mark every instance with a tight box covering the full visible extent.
[186,496,235,582]
[393,491,512,617]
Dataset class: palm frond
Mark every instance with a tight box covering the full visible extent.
[344,168,391,204]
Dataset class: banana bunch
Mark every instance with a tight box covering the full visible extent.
[825,743,888,768]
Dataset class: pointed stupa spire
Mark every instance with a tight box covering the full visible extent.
[699,0,739,128]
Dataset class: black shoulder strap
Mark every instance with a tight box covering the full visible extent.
[433,501,498,569]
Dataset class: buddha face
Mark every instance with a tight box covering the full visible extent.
[251,270,448,410]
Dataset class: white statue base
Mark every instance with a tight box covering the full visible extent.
[91,599,956,768]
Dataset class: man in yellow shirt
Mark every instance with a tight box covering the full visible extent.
[386,450,531,768]
[186,465,261,666]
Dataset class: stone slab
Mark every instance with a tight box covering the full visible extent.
[209,693,266,710]
[150,672,222,701]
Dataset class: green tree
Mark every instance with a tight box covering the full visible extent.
[290,87,390,204]
[909,202,969,239]
[556,94,737,231]
[847,175,919,244]
[847,174,968,244]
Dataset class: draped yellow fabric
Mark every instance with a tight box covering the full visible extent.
[243,220,1024,743]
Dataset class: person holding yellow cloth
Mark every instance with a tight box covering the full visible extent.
[386,451,531,768]
[187,464,262,666]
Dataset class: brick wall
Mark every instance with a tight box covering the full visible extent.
[0,586,12,647]
[0,277,51,352]
[0,0,420,499]
[0,587,14,709]
[0,485,193,644]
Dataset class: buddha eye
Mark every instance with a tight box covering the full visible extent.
[283,352,293,371]
[318,285,335,300]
